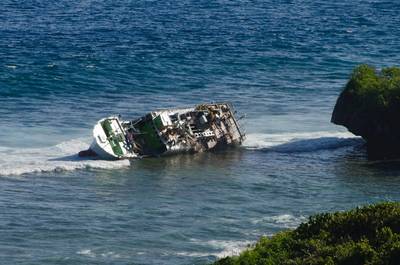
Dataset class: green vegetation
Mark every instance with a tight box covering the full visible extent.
[342,65,400,115]
[331,65,400,159]
[213,202,400,265]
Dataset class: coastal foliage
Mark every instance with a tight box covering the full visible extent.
[331,65,400,159]
[213,202,400,265]
[343,64,400,115]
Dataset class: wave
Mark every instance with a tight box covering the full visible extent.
[179,239,253,259]
[206,240,254,259]
[180,214,308,258]
[0,139,130,176]
[250,214,307,228]
[77,249,122,259]
[0,131,362,176]
[179,214,307,259]
[243,131,363,153]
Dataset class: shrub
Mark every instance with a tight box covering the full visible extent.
[341,65,400,117]
[331,65,400,159]
[212,202,400,265]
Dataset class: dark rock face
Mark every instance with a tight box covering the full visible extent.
[331,65,400,160]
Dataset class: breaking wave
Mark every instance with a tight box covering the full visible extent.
[0,131,362,176]
[177,239,253,259]
[206,240,254,259]
[77,249,122,259]
[178,214,308,259]
[250,214,307,228]
[243,131,363,153]
[0,139,130,176]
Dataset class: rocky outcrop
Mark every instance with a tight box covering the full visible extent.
[331,65,400,160]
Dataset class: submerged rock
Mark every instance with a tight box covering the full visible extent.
[332,65,400,160]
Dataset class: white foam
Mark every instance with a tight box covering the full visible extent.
[100,252,121,258]
[180,214,306,259]
[0,138,130,176]
[77,249,96,258]
[77,249,121,259]
[251,214,307,228]
[183,239,253,259]
[175,251,214,257]
[5,64,17,69]
[206,240,253,259]
[244,131,361,152]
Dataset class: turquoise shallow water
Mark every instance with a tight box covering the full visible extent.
[1,1,400,264]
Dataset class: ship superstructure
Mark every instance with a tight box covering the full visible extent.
[80,103,245,159]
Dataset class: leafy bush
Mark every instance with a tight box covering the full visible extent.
[331,65,400,159]
[342,65,400,116]
[213,202,400,265]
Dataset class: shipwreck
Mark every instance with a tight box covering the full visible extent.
[79,103,245,159]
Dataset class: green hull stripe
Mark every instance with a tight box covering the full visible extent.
[101,120,124,157]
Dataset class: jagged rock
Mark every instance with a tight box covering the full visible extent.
[332,65,400,160]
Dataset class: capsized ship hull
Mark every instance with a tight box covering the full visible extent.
[79,103,245,159]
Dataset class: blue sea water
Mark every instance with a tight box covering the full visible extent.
[1,0,400,264]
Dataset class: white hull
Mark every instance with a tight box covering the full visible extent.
[80,103,245,160]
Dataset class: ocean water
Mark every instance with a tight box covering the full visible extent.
[1,0,400,264]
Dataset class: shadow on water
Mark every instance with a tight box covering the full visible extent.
[365,159,400,171]
[48,154,90,161]
[335,143,400,178]
[129,148,245,173]
[330,142,400,202]
[49,146,245,165]
[89,148,246,195]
